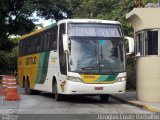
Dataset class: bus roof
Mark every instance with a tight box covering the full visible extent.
[57,19,121,25]
[20,19,121,40]
[20,23,56,40]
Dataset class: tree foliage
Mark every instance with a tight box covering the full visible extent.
[69,0,136,36]
[0,0,76,74]
[0,0,74,51]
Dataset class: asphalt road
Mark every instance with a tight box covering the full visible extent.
[0,88,157,120]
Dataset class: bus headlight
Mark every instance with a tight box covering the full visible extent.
[67,76,82,82]
[116,77,127,82]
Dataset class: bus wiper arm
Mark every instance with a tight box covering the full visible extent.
[81,66,93,70]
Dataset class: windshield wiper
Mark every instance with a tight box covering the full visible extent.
[81,66,93,70]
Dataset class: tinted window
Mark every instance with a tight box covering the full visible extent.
[50,27,58,50]
[148,31,158,55]
[59,23,67,75]
[19,25,58,56]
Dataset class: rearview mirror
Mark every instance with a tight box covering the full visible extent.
[63,34,68,52]
[124,36,134,55]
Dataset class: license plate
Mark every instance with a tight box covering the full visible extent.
[95,87,103,90]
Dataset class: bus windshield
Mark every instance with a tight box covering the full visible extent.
[68,38,125,74]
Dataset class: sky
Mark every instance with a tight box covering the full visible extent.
[10,12,55,38]
[32,12,56,27]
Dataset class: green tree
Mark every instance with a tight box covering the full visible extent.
[0,37,19,74]
[0,0,76,74]
[69,0,136,36]
[0,0,74,51]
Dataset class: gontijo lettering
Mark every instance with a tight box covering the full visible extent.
[26,56,37,65]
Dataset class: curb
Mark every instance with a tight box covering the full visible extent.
[110,95,160,113]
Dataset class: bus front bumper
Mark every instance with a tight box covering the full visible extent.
[63,80,126,95]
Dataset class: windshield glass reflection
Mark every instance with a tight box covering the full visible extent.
[68,38,124,74]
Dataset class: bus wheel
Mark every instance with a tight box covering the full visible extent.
[100,94,109,103]
[54,82,63,101]
[24,80,31,95]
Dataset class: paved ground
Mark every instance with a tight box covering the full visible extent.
[0,88,158,120]
[112,92,160,113]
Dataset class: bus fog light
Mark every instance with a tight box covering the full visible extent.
[117,77,127,82]
[67,76,82,82]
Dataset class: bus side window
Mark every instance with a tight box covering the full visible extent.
[44,33,49,51]
[31,38,35,53]
[28,39,31,54]
[24,40,27,55]
[47,32,50,50]
[59,23,67,75]
[36,37,40,52]
[21,41,24,56]
[38,34,44,52]
[19,41,22,56]
[32,37,35,53]
[50,27,57,50]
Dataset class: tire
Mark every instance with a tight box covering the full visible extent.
[100,94,109,103]
[54,82,63,101]
[24,80,31,95]
[24,80,39,95]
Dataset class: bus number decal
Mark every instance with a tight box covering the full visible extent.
[84,75,96,79]
[51,57,57,63]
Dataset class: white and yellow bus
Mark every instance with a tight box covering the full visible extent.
[18,19,134,102]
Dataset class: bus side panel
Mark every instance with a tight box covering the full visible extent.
[35,51,50,84]
[18,54,40,89]
[33,51,59,92]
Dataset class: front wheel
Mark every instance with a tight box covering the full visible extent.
[100,94,109,103]
[54,82,63,101]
